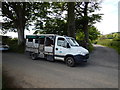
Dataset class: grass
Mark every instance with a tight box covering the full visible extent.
[96,39,120,54]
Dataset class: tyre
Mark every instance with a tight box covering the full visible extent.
[31,53,37,60]
[65,57,75,67]
[83,60,87,62]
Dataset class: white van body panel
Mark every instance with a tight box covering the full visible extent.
[70,46,89,56]
[44,46,53,53]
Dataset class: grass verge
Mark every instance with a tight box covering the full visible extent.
[96,39,120,54]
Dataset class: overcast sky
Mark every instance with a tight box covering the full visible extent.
[2,0,120,37]
[95,0,119,35]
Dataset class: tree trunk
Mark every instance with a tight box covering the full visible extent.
[67,2,75,38]
[16,4,26,45]
[83,2,89,49]
[83,20,89,49]
[17,26,24,45]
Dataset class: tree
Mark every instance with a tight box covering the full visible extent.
[32,2,50,31]
[89,26,100,41]
[83,2,89,48]
[76,26,100,41]
[75,1,102,48]
[33,2,67,35]
[2,2,33,45]
[45,2,102,49]
[67,2,75,38]
[2,2,50,45]
[31,2,102,50]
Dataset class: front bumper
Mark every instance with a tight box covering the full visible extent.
[74,54,89,63]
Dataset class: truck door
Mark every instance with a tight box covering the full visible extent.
[38,36,45,58]
[44,36,54,61]
[39,36,45,52]
[54,37,69,61]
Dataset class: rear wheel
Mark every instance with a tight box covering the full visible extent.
[31,53,37,60]
[65,57,75,67]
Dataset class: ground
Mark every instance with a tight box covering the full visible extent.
[2,45,118,88]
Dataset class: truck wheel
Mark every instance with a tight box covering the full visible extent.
[31,53,37,60]
[66,57,75,67]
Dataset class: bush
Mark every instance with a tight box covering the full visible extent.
[92,40,98,44]
[77,40,94,52]
[2,37,25,53]
[88,43,94,52]
[113,38,120,41]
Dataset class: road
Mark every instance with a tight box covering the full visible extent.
[2,45,118,88]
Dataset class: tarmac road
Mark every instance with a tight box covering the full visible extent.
[2,45,118,88]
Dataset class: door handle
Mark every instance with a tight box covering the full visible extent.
[56,48,58,50]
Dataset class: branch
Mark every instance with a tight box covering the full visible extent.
[2,3,16,21]
[9,2,19,19]
[75,8,83,17]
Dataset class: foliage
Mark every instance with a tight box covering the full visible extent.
[88,42,94,52]
[97,39,120,54]
[96,32,120,54]
[2,2,33,31]
[2,2,103,52]
[99,32,120,40]
[33,2,68,35]
[34,19,67,35]
[75,2,103,25]
[2,2,33,44]
[2,2,51,44]
[74,1,103,49]
[2,37,25,53]
[32,2,51,30]
[76,26,100,41]
[76,31,84,40]
[77,39,94,52]
[89,26,101,41]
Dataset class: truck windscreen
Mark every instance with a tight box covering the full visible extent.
[67,38,79,47]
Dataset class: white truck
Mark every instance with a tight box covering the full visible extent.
[25,34,89,67]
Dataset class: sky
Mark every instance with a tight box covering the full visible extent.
[95,0,119,35]
[1,0,120,37]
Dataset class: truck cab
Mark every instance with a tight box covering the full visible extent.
[26,34,89,67]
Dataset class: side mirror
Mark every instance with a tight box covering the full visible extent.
[67,43,70,48]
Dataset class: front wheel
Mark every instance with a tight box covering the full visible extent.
[65,57,75,67]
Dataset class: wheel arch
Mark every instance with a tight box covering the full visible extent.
[64,54,74,61]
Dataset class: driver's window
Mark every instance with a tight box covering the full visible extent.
[57,38,67,47]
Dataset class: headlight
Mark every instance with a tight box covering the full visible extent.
[79,52,86,56]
